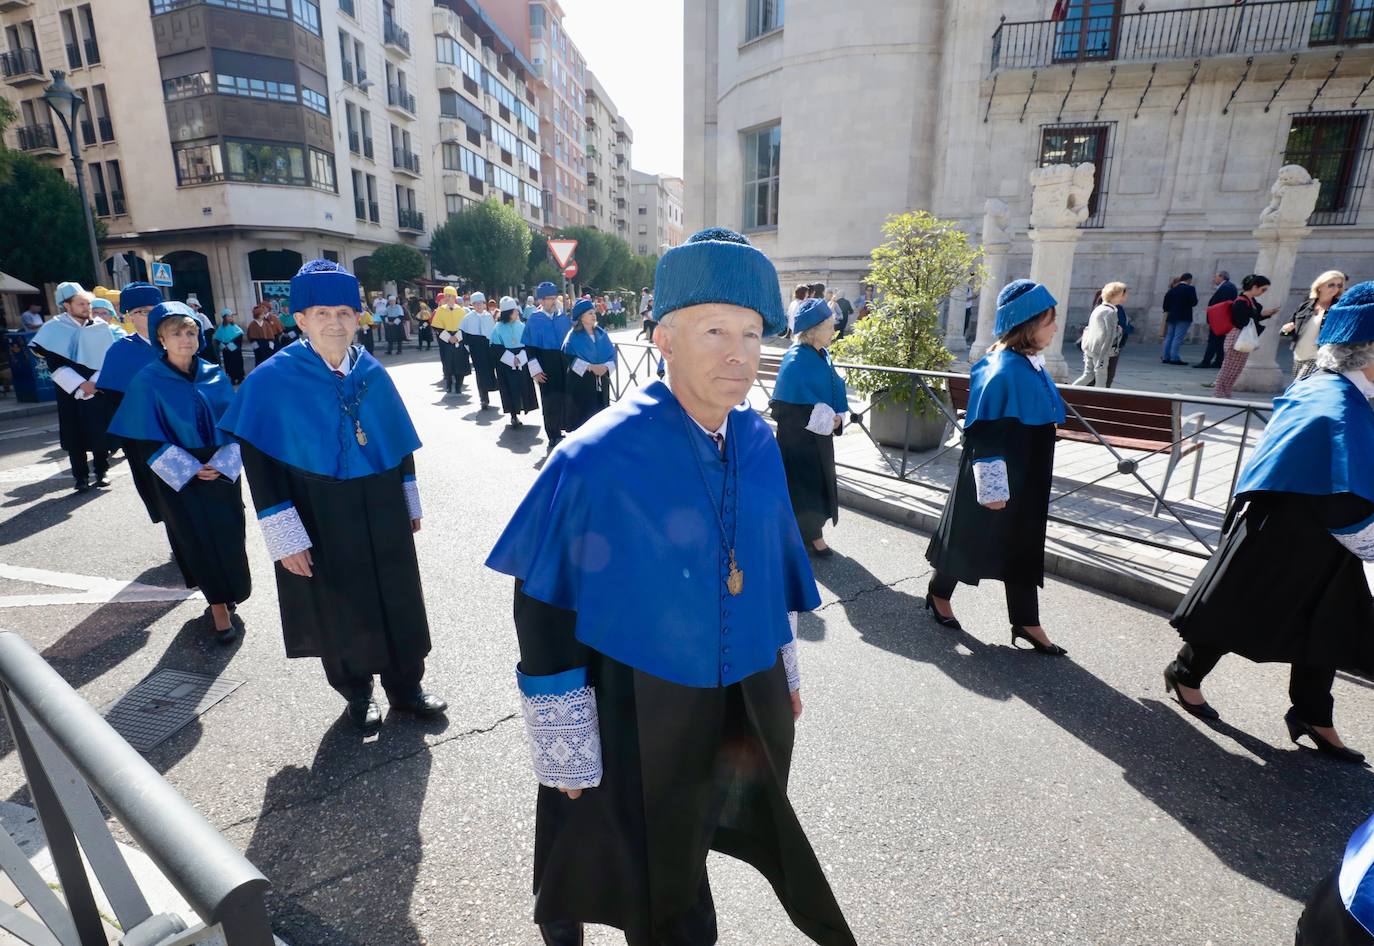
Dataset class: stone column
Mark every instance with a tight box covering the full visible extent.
[943,284,969,358]
[1235,165,1320,394]
[1027,163,1095,381]
[971,198,1010,362]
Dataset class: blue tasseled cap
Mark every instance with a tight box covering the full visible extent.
[792,297,833,335]
[653,227,786,336]
[289,259,360,314]
[570,298,595,319]
[91,298,117,318]
[147,301,201,353]
[995,279,1058,336]
[55,281,83,305]
[1319,280,1374,346]
[536,281,559,300]
[119,282,163,313]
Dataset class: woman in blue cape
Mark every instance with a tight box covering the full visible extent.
[770,297,849,557]
[560,298,617,432]
[218,261,444,732]
[108,302,249,643]
[487,229,855,946]
[925,279,1069,656]
[1164,281,1374,764]
[489,295,540,429]
[212,308,246,384]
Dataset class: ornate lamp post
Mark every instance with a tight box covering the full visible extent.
[41,70,103,284]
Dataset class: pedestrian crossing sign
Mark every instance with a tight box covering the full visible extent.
[152,262,173,287]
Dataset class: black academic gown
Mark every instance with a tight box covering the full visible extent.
[238,444,431,670]
[1172,492,1374,671]
[770,401,840,544]
[463,332,498,396]
[491,344,540,417]
[98,389,161,523]
[126,439,251,605]
[562,361,610,432]
[31,346,109,457]
[926,418,1057,586]
[529,345,568,440]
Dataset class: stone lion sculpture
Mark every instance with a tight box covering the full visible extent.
[982,198,1011,246]
[1028,162,1095,229]
[1258,164,1321,230]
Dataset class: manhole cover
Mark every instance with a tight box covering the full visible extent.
[102,669,243,752]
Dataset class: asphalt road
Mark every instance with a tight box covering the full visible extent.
[0,348,1369,946]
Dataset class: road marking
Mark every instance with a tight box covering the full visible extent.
[0,564,200,608]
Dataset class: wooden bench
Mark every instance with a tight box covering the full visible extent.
[947,376,1205,515]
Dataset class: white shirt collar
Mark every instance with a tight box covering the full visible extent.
[1027,353,1048,373]
[303,337,354,376]
[689,413,729,441]
[1343,369,1374,400]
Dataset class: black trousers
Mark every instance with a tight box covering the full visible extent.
[1170,643,1336,727]
[929,571,1040,627]
[320,653,425,703]
[69,449,109,484]
[1198,330,1226,368]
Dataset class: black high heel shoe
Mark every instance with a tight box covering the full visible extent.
[924,593,961,630]
[1284,707,1366,765]
[1010,625,1067,656]
[1163,663,1220,721]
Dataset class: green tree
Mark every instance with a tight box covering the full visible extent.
[831,210,982,413]
[430,199,532,295]
[369,243,427,288]
[0,151,104,287]
[631,254,658,291]
[554,226,610,290]
[596,236,634,288]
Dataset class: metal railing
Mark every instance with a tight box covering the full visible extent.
[387,85,416,114]
[84,37,100,65]
[991,0,1363,72]
[80,117,95,145]
[0,46,42,80]
[98,116,113,142]
[603,342,1275,560]
[16,123,57,151]
[65,42,82,69]
[392,146,420,174]
[363,135,374,159]
[0,633,272,945]
[383,16,411,54]
[397,207,424,232]
[342,59,354,85]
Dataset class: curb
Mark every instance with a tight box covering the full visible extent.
[837,478,1189,614]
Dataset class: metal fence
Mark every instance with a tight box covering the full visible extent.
[606,341,1274,561]
[0,633,273,946]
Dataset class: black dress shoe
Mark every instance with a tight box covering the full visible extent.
[1285,707,1366,764]
[390,692,448,718]
[93,476,111,488]
[73,480,91,493]
[1163,662,1220,720]
[924,592,962,630]
[1010,625,1067,656]
[808,544,834,559]
[215,623,239,646]
[539,922,584,946]
[348,697,383,732]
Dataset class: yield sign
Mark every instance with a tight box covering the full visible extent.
[548,239,578,269]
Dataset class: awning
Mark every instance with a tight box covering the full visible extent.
[0,272,38,294]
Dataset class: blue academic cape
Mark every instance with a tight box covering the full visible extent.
[772,343,849,413]
[213,324,245,351]
[1343,813,1374,936]
[97,334,157,393]
[1236,371,1374,506]
[29,315,124,371]
[217,340,421,480]
[561,326,616,365]
[524,309,572,349]
[964,349,1066,428]
[486,380,820,688]
[108,357,234,449]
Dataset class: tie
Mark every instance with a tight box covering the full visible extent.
[711,432,724,456]
[333,369,345,379]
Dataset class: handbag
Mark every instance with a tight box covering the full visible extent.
[1233,320,1260,354]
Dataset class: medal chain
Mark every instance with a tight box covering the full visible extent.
[678,405,744,595]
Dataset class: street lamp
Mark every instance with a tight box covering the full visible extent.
[41,70,103,286]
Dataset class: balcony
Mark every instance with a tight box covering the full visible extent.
[991,0,1374,72]
[586,144,599,160]
[16,123,59,154]
[355,196,366,220]
[66,43,82,70]
[348,130,360,154]
[85,37,100,65]
[111,192,126,215]
[587,170,597,186]
[1,47,43,84]
[94,193,109,217]
[80,118,95,146]
[98,116,113,142]
[392,147,421,176]
[587,197,598,212]
[363,136,374,159]
[369,199,380,223]
[383,16,411,56]
[398,208,424,232]
[0,0,33,10]
[387,85,416,116]
[342,60,355,85]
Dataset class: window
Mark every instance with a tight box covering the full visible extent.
[440,89,485,128]
[225,138,307,185]
[173,141,223,184]
[637,206,647,215]
[78,5,100,65]
[489,119,517,155]
[1053,0,1120,63]
[742,123,780,230]
[491,165,519,197]
[310,147,336,192]
[1038,122,1112,227]
[345,102,359,152]
[164,72,212,101]
[354,40,367,82]
[90,162,108,216]
[1285,112,1372,224]
[446,194,469,217]
[436,36,482,85]
[638,243,648,254]
[1311,0,1374,44]
[524,181,542,206]
[745,0,783,41]
[107,159,125,213]
[301,87,328,114]
[152,0,318,34]
[443,142,486,178]
[60,10,82,69]
[366,173,379,222]
[520,140,540,171]
[352,169,366,219]
[637,224,648,234]
[217,73,297,103]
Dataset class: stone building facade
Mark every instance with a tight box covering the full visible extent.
[583,70,634,240]
[631,170,685,256]
[685,0,1374,335]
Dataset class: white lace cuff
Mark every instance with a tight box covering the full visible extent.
[972,457,1011,504]
[570,358,590,377]
[207,443,242,482]
[49,365,85,395]
[440,331,454,343]
[527,356,544,377]
[782,611,801,692]
[500,350,518,369]
[402,475,421,520]
[149,444,201,491]
[516,667,602,790]
[258,502,313,561]
[806,403,837,436]
[1332,513,1374,562]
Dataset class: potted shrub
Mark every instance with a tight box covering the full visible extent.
[831,210,982,451]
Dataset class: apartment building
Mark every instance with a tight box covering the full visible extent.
[526,0,585,230]
[631,170,685,257]
[583,70,632,239]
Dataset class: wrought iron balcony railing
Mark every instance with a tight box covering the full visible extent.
[1,46,43,80]
[392,147,421,175]
[383,16,410,54]
[397,207,424,232]
[16,123,58,151]
[991,0,1371,72]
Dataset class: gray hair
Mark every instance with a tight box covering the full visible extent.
[796,320,832,348]
[1216,270,1230,281]
[1316,340,1374,374]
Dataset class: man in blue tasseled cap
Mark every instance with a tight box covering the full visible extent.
[522,280,572,453]
[96,281,165,515]
[487,228,855,946]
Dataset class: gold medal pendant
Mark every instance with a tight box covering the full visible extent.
[355,421,368,446]
[727,549,744,596]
